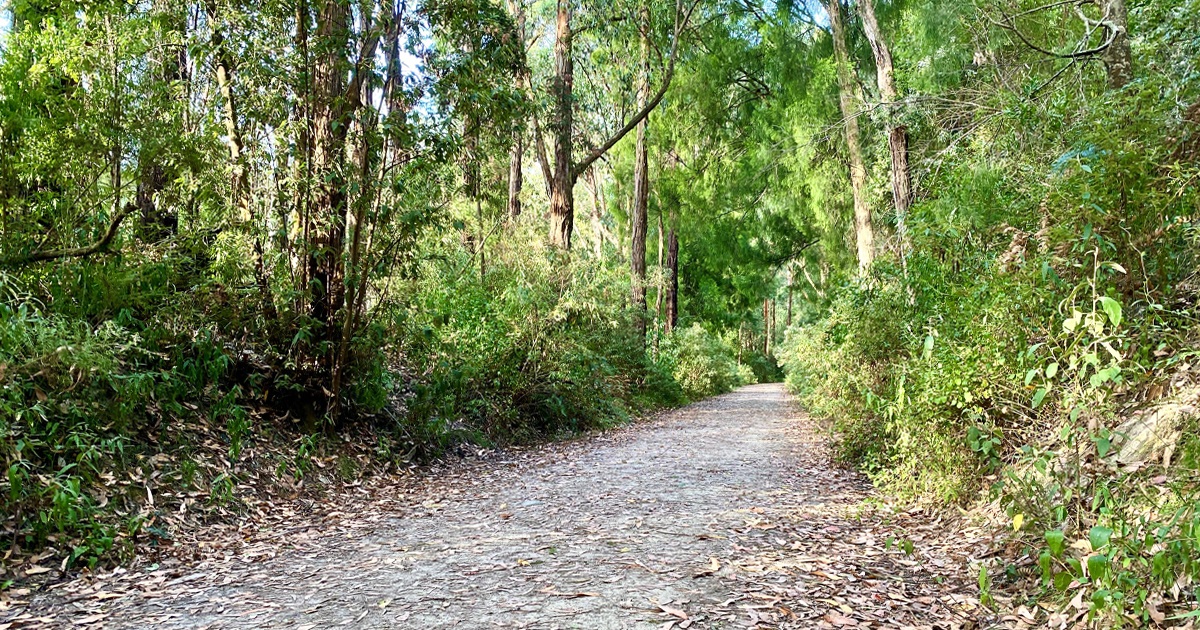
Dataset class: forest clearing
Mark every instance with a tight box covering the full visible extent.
[1,0,1199,627]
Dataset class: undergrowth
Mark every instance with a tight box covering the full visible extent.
[780,57,1200,624]
[0,232,751,575]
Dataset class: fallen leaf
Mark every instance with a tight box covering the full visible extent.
[659,605,689,620]
[824,611,857,626]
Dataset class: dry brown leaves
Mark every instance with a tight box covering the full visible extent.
[0,387,1003,629]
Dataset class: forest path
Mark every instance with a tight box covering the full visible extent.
[7,385,986,629]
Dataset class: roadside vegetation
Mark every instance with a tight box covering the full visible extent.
[778,0,1200,624]
[0,0,767,577]
[2,0,1198,624]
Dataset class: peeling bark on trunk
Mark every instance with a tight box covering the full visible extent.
[548,0,575,249]
[857,0,910,262]
[1102,0,1132,88]
[827,0,874,274]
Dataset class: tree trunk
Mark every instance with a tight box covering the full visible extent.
[206,1,250,224]
[508,134,524,219]
[786,264,793,327]
[857,0,910,263]
[138,0,185,239]
[309,0,351,341]
[654,209,665,324]
[665,219,678,332]
[1102,0,1132,88]
[507,0,526,219]
[827,0,874,274]
[630,0,651,344]
[136,156,170,238]
[762,299,770,355]
[207,0,276,319]
[310,0,383,420]
[546,0,692,250]
[331,94,379,424]
[293,0,313,315]
[772,299,776,349]
[548,0,575,249]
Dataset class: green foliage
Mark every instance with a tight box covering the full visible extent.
[0,2,1194,623]
[659,323,754,400]
[389,237,688,453]
[1005,428,1200,623]
[777,0,1200,620]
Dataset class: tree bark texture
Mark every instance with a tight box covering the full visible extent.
[545,0,691,250]
[655,209,665,324]
[507,0,527,219]
[827,0,874,274]
[1102,0,1132,88]
[548,0,575,249]
[857,0,910,261]
[665,220,678,332]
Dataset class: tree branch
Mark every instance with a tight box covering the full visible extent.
[571,0,701,181]
[989,2,1119,60]
[2,205,137,267]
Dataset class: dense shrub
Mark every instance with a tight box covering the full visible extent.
[1,223,753,567]
[391,241,687,448]
[658,323,754,400]
[780,56,1200,621]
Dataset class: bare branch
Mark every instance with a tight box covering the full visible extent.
[988,2,1119,60]
[2,205,137,267]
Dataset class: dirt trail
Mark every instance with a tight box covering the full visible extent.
[4,384,987,629]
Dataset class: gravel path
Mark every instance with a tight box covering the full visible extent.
[4,384,985,629]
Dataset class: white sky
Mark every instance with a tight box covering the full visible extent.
[0,3,10,42]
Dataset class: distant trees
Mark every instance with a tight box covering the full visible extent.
[0,0,1154,420]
